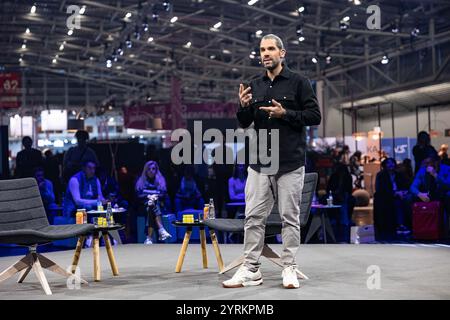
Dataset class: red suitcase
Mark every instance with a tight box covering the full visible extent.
[412,201,444,240]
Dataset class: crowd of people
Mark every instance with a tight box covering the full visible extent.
[11,130,249,245]
[10,129,450,244]
[325,131,449,241]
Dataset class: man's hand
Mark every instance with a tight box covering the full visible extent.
[259,99,287,119]
[239,84,252,107]
[418,192,430,202]
[426,166,437,178]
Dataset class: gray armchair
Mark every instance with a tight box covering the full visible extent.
[0,178,95,295]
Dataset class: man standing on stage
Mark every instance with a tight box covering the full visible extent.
[223,34,321,289]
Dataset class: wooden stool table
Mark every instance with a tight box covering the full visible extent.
[172,221,224,273]
[70,224,124,282]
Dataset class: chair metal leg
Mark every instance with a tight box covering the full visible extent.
[108,230,122,245]
[261,244,284,268]
[219,255,245,274]
[261,245,309,280]
[37,253,88,285]
[31,253,52,295]
[305,214,322,243]
[17,266,32,283]
[0,254,32,283]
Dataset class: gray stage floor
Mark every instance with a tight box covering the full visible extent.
[0,243,449,300]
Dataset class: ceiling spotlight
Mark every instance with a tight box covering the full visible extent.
[152,11,159,22]
[25,28,30,34]
[142,18,149,32]
[311,57,318,64]
[249,54,255,59]
[79,5,86,15]
[67,29,73,36]
[255,30,263,37]
[184,41,192,48]
[30,4,36,14]
[52,58,57,64]
[298,6,305,13]
[106,59,112,68]
[391,22,399,33]
[126,35,132,48]
[19,57,23,62]
[411,27,420,37]
[21,43,26,49]
[343,16,350,22]
[146,95,152,102]
[170,16,178,23]
[381,55,389,64]
[213,22,222,29]
[248,0,259,5]
[147,36,154,42]
[340,21,349,30]
[116,65,122,70]
[298,36,305,42]
[222,49,231,54]
[89,56,94,61]
[125,12,132,19]
[59,44,64,51]
[325,54,332,64]
[163,2,171,11]
[210,55,216,59]
[134,26,141,40]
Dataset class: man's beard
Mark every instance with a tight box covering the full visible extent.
[265,59,280,71]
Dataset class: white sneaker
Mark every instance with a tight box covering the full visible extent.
[222,265,263,288]
[144,237,153,245]
[282,266,300,289]
[158,228,172,241]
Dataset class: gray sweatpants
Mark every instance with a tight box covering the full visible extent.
[243,166,305,271]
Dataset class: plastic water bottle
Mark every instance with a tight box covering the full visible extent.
[106,201,113,225]
[208,198,215,219]
[327,192,333,206]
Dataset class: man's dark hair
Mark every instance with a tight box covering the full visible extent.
[22,136,32,145]
[75,130,89,141]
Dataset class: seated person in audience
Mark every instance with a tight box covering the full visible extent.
[34,167,56,211]
[63,160,105,217]
[97,167,129,209]
[409,157,450,216]
[135,161,171,245]
[326,163,355,242]
[175,166,204,212]
[374,158,411,240]
[227,164,247,218]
